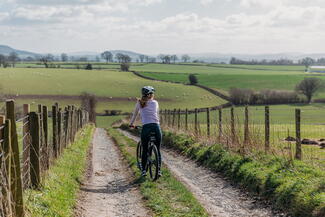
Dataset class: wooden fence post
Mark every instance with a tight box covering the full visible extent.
[38,105,44,172]
[58,109,62,154]
[65,108,70,147]
[29,112,40,190]
[22,104,30,189]
[42,106,49,170]
[295,109,302,160]
[2,118,12,216]
[71,107,74,142]
[172,109,176,127]
[177,109,181,130]
[265,106,270,153]
[185,109,188,131]
[168,110,171,127]
[206,108,210,137]
[52,105,58,158]
[244,106,249,144]
[195,108,198,135]
[231,107,235,144]
[218,108,222,141]
[164,109,166,125]
[6,100,24,217]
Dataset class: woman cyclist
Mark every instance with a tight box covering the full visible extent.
[129,86,162,177]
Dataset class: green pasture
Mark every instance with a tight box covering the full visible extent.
[0,68,226,112]
[96,115,125,128]
[131,63,325,98]
[161,104,325,125]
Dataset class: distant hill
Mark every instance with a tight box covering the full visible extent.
[2,44,325,63]
[0,45,39,57]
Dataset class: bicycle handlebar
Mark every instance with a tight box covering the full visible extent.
[129,125,142,130]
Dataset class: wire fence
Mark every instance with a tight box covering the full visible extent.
[0,100,90,217]
[159,106,325,169]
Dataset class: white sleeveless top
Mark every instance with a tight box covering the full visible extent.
[130,99,160,125]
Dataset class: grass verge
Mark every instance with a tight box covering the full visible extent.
[107,127,208,217]
[24,124,95,217]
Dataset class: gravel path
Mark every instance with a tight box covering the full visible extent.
[119,129,280,217]
[76,128,150,217]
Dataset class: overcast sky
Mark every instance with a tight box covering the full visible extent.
[1,0,325,54]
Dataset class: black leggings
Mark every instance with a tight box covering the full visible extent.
[141,123,162,171]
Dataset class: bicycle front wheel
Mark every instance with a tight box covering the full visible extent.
[148,144,159,181]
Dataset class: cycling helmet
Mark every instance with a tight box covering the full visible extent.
[142,86,155,96]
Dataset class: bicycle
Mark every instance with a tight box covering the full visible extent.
[134,126,161,181]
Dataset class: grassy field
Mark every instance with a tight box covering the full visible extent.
[96,115,125,128]
[131,63,325,98]
[0,67,226,112]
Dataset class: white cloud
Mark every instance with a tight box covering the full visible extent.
[2,0,325,53]
[200,0,214,6]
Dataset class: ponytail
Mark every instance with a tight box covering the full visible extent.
[138,96,149,108]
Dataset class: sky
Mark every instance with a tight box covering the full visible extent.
[1,0,325,54]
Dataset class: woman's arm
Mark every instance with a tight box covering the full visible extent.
[130,101,140,126]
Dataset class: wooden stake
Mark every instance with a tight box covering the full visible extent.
[6,100,24,217]
[22,104,30,189]
[30,112,40,189]
[295,109,302,160]
[265,106,270,153]
[206,108,210,137]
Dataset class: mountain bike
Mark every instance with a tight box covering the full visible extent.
[134,126,161,181]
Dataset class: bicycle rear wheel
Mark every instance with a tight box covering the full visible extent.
[148,144,159,181]
[136,141,142,171]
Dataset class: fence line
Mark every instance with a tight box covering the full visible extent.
[160,106,325,164]
[0,99,89,217]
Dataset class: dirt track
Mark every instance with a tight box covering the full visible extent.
[76,128,150,217]
[119,129,281,217]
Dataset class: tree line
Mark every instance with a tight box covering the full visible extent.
[0,52,19,67]
[230,57,325,69]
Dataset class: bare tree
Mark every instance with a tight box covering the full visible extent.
[163,55,171,64]
[101,51,113,63]
[299,57,315,71]
[0,54,6,68]
[61,53,68,62]
[171,55,178,64]
[139,55,145,63]
[115,53,131,63]
[158,54,165,63]
[115,53,124,63]
[181,54,190,63]
[144,55,149,63]
[295,77,324,103]
[40,54,54,68]
[8,52,18,67]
